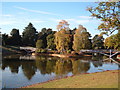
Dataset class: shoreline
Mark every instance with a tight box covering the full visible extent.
[21,69,119,88]
[34,53,92,58]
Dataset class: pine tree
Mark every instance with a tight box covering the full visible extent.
[10,29,21,46]
[22,23,38,46]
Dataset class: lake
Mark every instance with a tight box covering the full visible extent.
[1,54,119,88]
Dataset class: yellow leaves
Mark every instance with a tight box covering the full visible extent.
[73,25,91,51]
[104,31,120,50]
[86,7,92,11]
[54,29,72,51]
[57,20,69,31]
[98,32,104,37]
[88,2,119,34]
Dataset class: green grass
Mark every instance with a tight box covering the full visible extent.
[24,70,119,88]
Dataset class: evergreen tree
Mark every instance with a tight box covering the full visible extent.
[10,29,21,46]
[0,32,1,45]
[22,23,38,46]
[2,33,9,46]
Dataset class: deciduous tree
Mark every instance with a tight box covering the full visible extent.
[37,28,54,48]
[36,39,44,49]
[47,33,56,50]
[104,30,120,50]
[55,20,72,52]
[92,34,104,49]
[73,25,92,51]
[87,2,120,35]
[57,20,70,31]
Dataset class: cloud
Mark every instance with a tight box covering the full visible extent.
[29,20,46,23]
[50,18,61,22]
[50,18,90,24]
[63,18,90,24]
[74,20,90,24]
[78,16,92,19]
[14,6,60,16]
[1,16,47,26]
[1,14,13,17]
[0,20,16,25]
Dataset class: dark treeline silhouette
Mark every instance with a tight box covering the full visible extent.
[1,22,120,51]
[2,23,37,47]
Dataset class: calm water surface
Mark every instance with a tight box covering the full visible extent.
[1,54,119,88]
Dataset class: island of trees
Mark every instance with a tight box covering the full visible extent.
[1,20,120,53]
[1,2,120,55]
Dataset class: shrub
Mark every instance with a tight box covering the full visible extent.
[35,48,48,53]
[35,49,41,53]
[41,49,47,53]
[67,50,71,54]
[36,39,43,49]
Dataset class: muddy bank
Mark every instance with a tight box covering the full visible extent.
[34,52,92,58]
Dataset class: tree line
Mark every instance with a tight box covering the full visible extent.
[87,1,120,50]
[2,2,120,51]
[1,20,120,52]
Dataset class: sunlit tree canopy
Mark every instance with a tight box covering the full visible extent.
[87,1,120,35]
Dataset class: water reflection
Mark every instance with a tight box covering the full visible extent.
[1,55,105,80]
[21,61,37,80]
[1,54,119,88]
[92,53,103,61]
[2,60,21,73]
[55,59,73,78]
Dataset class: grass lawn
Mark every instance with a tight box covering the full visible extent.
[23,70,119,88]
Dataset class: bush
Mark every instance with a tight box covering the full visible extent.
[67,50,71,54]
[35,49,41,53]
[35,49,47,53]
[41,49,47,53]
[36,39,43,49]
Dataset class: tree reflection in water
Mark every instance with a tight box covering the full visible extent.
[2,59,21,74]
[2,55,105,80]
[35,56,56,75]
[92,53,103,67]
[54,58,72,78]
[21,61,37,80]
[71,59,90,75]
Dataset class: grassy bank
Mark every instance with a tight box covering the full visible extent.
[23,70,119,88]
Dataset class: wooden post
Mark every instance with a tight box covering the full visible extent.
[110,49,111,58]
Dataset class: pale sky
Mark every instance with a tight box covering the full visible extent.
[1,2,103,37]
